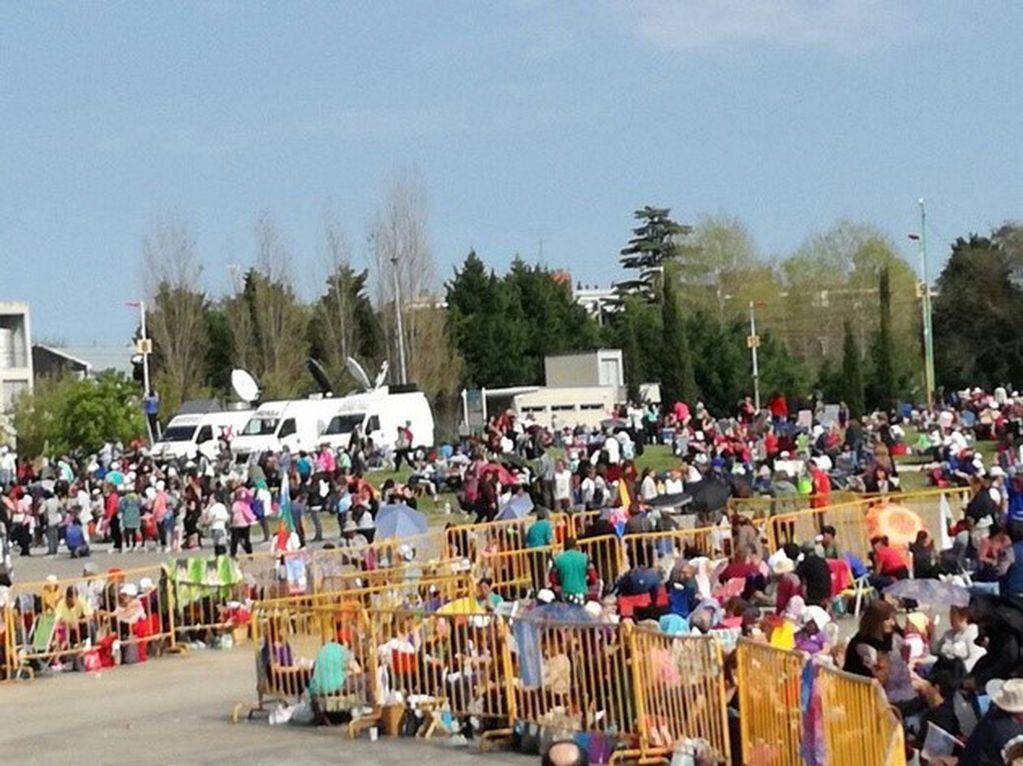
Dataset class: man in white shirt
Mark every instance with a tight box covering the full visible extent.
[206,498,230,556]
[554,460,573,510]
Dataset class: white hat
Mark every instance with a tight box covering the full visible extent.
[537,588,556,604]
[139,577,154,591]
[583,601,602,619]
[990,466,1006,479]
[987,679,1023,714]
[46,574,58,584]
[802,606,831,631]
[120,583,139,597]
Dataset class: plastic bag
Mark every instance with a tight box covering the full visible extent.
[268,704,295,725]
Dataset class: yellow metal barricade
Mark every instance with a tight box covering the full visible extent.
[576,534,625,591]
[736,640,806,766]
[7,564,176,674]
[631,625,731,764]
[818,664,906,766]
[477,546,552,596]
[444,515,567,564]
[622,526,725,572]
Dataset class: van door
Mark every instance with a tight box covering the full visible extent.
[278,417,298,450]
[365,412,383,448]
[195,424,215,459]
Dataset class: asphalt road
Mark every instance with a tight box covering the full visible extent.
[0,645,523,766]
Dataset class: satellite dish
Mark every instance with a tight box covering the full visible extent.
[230,369,260,404]
[373,360,389,391]
[345,356,373,391]
[306,358,333,395]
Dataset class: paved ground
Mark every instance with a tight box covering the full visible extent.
[0,646,523,766]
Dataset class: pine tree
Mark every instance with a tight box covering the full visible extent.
[661,267,698,406]
[842,319,865,417]
[868,266,898,411]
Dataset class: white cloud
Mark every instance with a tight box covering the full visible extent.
[623,0,913,53]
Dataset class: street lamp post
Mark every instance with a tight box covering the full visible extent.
[748,300,762,411]
[391,256,408,385]
[910,199,936,409]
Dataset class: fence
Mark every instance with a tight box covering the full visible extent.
[244,602,731,763]
[735,640,806,766]
[818,665,906,766]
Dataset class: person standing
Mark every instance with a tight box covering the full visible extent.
[118,487,141,552]
[537,450,556,510]
[393,422,414,471]
[551,538,596,605]
[104,483,122,553]
[43,490,63,556]
[229,488,256,557]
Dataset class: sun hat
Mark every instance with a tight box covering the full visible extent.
[802,606,831,631]
[987,679,1023,714]
[120,583,139,597]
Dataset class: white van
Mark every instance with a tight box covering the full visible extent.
[153,410,253,462]
[320,387,435,452]
[231,398,341,462]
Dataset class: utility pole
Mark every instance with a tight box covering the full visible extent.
[747,300,761,411]
[918,199,936,409]
[390,256,407,384]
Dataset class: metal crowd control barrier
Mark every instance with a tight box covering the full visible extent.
[443,515,569,564]
[818,664,906,766]
[477,546,553,595]
[242,602,732,762]
[4,564,178,678]
[735,639,806,766]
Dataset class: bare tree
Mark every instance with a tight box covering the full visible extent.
[368,166,436,385]
[143,216,209,410]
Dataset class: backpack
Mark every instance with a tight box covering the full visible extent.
[251,497,265,520]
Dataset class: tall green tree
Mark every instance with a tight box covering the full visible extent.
[841,320,865,416]
[307,264,381,390]
[12,373,145,457]
[933,233,1023,389]
[446,251,527,387]
[868,266,898,410]
[660,266,698,405]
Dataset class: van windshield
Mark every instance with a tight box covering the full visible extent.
[324,413,366,435]
[242,417,279,436]
[160,424,197,443]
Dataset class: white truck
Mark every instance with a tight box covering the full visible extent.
[231,398,342,462]
[320,387,435,451]
[152,410,253,462]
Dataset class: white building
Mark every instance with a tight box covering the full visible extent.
[572,284,619,323]
[0,301,33,414]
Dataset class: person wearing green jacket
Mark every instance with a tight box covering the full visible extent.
[118,488,142,552]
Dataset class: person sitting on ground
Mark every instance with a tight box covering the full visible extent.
[816,525,841,559]
[914,668,963,756]
[65,517,90,558]
[961,678,1023,765]
[795,542,832,608]
[934,604,986,674]
[868,535,910,590]
[54,585,94,647]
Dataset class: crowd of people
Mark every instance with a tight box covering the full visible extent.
[6,384,1023,764]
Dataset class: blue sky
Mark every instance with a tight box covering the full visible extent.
[2,1,1021,344]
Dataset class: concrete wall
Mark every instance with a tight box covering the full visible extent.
[0,302,33,413]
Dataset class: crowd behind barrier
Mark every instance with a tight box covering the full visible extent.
[245,601,732,764]
[2,488,970,685]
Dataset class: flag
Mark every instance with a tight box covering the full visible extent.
[274,480,296,551]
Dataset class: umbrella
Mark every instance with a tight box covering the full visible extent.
[104,470,125,488]
[375,503,428,539]
[685,479,731,514]
[884,579,969,607]
[648,492,693,511]
[865,502,923,548]
[437,596,484,615]
[481,462,518,486]
[524,602,594,622]
[496,494,534,521]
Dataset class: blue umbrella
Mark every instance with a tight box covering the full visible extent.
[496,494,534,521]
[884,579,969,607]
[375,502,429,539]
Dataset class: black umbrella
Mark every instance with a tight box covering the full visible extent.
[501,452,527,470]
[685,479,732,514]
[648,492,693,512]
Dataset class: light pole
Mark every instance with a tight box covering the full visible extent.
[127,299,153,441]
[747,300,762,411]
[909,198,936,409]
[391,256,408,384]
